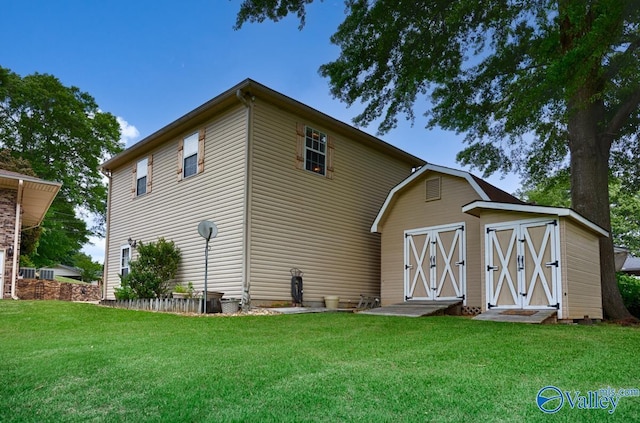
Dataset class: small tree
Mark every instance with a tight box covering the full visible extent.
[117,238,181,299]
[71,252,103,283]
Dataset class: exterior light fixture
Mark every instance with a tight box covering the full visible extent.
[128,237,137,248]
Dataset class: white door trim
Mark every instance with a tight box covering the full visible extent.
[404,222,466,304]
[485,218,562,317]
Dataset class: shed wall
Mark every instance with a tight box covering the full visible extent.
[561,219,603,319]
[104,106,247,299]
[476,211,603,320]
[378,172,483,306]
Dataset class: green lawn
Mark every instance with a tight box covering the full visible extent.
[1,301,639,422]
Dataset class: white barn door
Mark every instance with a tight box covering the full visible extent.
[404,223,466,303]
[486,219,561,311]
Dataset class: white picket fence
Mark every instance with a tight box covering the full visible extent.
[101,298,204,313]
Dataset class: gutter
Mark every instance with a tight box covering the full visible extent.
[101,168,113,300]
[237,89,254,310]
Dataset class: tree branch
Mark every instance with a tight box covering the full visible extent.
[606,88,640,136]
[604,36,640,81]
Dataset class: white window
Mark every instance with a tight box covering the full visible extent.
[183,132,199,178]
[131,155,152,198]
[305,126,327,175]
[136,158,148,196]
[120,245,131,277]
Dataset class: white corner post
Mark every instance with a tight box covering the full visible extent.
[11,180,23,299]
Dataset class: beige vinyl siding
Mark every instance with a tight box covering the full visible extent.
[378,172,483,306]
[477,210,552,225]
[104,106,247,299]
[561,219,603,319]
[476,211,603,319]
[248,99,412,304]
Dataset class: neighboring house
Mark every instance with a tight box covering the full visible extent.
[0,169,61,299]
[614,246,630,271]
[621,255,640,276]
[39,264,84,281]
[101,79,425,306]
[371,164,608,321]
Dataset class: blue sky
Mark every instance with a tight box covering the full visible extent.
[3,0,521,262]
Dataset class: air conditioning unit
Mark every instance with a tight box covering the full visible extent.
[19,268,36,279]
[40,269,55,280]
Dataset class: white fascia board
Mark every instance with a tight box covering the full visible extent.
[461,201,609,237]
[370,164,490,233]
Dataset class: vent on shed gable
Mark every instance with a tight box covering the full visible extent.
[425,177,441,201]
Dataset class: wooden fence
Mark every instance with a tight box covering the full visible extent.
[101,298,206,313]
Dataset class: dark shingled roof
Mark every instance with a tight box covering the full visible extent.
[471,175,525,205]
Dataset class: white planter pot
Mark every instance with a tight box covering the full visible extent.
[324,296,339,309]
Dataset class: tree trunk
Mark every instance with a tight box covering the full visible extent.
[560,0,634,321]
[568,98,633,321]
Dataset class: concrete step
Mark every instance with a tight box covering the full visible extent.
[358,300,462,317]
[473,309,557,324]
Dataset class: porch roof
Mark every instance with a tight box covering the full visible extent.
[0,170,62,227]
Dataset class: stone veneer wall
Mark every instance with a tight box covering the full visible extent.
[0,189,18,299]
[16,279,101,302]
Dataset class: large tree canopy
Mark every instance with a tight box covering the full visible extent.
[236,0,640,320]
[520,171,640,256]
[0,66,122,265]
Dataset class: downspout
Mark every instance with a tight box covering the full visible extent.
[11,180,23,299]
[101,168,113,300]
[237,89,254,310]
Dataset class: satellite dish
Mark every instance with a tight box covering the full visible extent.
[198,220,218,241]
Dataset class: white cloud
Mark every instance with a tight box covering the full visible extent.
[117,116,140,147]
[82,236,106,264]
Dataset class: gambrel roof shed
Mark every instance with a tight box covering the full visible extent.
[370,163,607,322]
[371,163,524,233]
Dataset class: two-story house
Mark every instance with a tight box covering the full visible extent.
[101,79,425,306]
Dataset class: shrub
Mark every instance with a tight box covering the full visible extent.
[617,272,640,318]
[114,279,137,300]
[173,282,194,298]
[123,238,181,299]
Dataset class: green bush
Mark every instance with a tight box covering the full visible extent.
[617,272,640,318]
[116,238,181,299]
[114,280,137,300]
